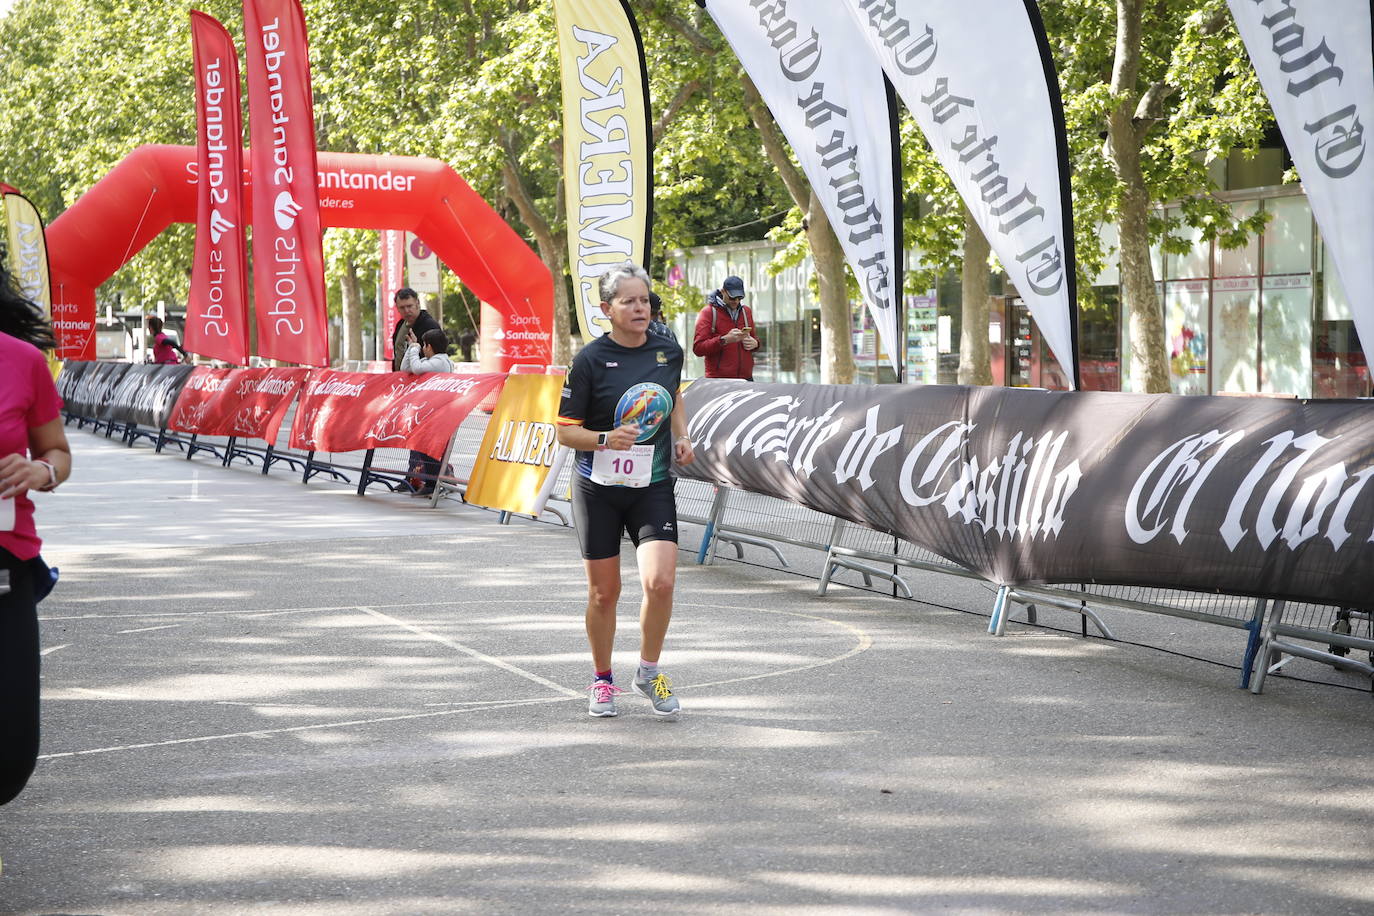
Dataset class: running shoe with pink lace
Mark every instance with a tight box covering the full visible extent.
[587,680,625,717]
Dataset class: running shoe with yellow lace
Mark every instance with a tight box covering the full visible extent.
[632,670,680,716]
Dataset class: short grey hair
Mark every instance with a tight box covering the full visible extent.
[598,261,651,304]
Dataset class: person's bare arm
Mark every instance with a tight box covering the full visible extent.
[0,418,72,498]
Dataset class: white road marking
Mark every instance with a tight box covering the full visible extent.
[40,644,71,656]
[116,624,182,634]
[37,697,569,761]
[36,598,873,760]
[356,606,583,699]
[69,686,140,700]
[676,603,873,690]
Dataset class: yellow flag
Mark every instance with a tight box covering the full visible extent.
[552,0,652,342]
[3,189,58,374]
[3,190,50,320]
[466,374,567,515]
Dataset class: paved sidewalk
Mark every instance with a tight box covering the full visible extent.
[1,433,1372,915]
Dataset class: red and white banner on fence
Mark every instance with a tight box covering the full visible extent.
[168,366,309,441]
[288,370,507,457]
[243,0,328,366]
[187,11,250,365]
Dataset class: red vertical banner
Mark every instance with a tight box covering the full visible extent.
[243,0,328,366]
[187,11,250,365]
[379,229,404,360]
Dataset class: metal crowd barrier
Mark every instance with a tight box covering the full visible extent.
[62,404,1371,697]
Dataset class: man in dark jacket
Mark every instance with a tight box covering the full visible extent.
[692,275,759,379]
[390,288,441,371]
[390,287,443,494]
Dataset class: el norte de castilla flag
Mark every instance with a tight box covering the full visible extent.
[840,0,1080,387]
[552,0,653,342]
[1228,1,1374,363]
[700,0,905,374]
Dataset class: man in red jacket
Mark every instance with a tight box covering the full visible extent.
[692,275,760,379]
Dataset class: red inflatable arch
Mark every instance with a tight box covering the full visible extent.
[46,143,553,368]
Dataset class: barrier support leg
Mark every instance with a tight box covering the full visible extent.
[989,586,1010,636]
[302,450,317,484]
[1251,599,1287,695]
[262,444,274,475]
[1240,598,1269,690]
[185,434,198,460]
[428,429,462,509]
[221,436,237,467]
[357,449,376,496]
[696,486,729,566]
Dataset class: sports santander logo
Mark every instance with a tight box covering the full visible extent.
[615,383,672,443]
[209,209,235,243]
[273,191,302,229]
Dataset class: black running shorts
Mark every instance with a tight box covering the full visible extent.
[571,475,678,560]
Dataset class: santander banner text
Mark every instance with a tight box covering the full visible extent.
[244,0,328,367]
[680,380,1374,610]
[288,370,506,458]
[168,367,308,441]
[188,11,250,365]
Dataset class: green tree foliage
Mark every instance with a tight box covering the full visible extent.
[1042,0,1272,391]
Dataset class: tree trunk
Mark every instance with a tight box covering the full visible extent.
[958,207,994,386]
[1109,0,1170,393]
[808,199,856,384]
[340,259,363,363]
[502,157,573,367]
[739,73,854,384]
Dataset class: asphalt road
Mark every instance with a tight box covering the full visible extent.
[1,433,1371,915]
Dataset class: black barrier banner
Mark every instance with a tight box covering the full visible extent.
[56,359,92,405]
[99,364,198,427]
[62,361,131,420]
[681,381,1374,609]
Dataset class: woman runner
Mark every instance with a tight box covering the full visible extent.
[556,262,694,717]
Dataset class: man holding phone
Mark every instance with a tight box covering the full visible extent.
[692,274,759,380]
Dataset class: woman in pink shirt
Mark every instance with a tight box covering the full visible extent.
[0,266,71,806]
[147,315,188,364]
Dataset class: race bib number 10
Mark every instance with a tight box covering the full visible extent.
[590,445,653,488]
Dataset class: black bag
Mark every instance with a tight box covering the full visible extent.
[27,554,57,603]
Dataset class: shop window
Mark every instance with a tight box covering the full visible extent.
[1214,200,1261,278]
[1212,279,1259,393]
[1078,287,1121,391]
[1165,280,1210,395]
[1260,276,1313,397]
[1225,147,1285,190]
[906,291,939,385]
[1262,197,1312,275]
[1316,242,1370,397]
[1165,209,1210,280]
